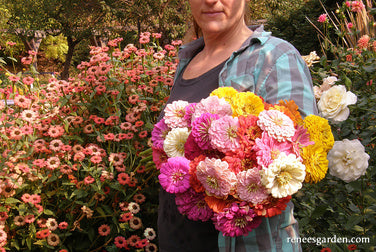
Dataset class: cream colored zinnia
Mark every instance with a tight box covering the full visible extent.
[163,127,190,157]
[260,153,306,198]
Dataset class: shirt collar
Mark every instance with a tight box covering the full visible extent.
[178,25,271,60]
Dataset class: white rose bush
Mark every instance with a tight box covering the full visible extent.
[296,1,376,250]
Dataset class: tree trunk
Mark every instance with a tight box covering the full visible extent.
[61,36,79,80]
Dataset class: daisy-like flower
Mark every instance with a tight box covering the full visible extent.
[143,227,157,241]
[183,103,197,126]
[58,222,68,230]
[208,115,240,153]
[213,202,262,237]
[253,132,293,168]
[175,188,214,221]
[236,168,269,205]
[46,233,60,246]
[14,215,26,226]
[20,109,39,123]
[98,224,111,236]
[84,176,95,185]
[257,110,296,142]
[128,202,141,214]
[46,156,60,170]
[114,236,128,248]
[164,100,189,128]
[14,95,31,108]
[24,214,35,224]
[163,127,190,157]
[49,139,64,152]
[191,113,219,150]
[195,157,236,198]
[192,96,232,122]
[0,229,7,243]
[158,156,191,193]
[129,216,142,230]
[46,218,58,231]
[260,153,306,198]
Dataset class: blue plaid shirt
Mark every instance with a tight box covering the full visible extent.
[175,25,317,252]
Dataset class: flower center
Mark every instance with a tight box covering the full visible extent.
[227,126,237,138]
[247,183,258,193]
[172,171,184,183]
[343,151,354,165]
[175,109,185,118]
[206,176,219,189]
[271,150,280,160]
[234,217,247,228]
[276,171,292,185]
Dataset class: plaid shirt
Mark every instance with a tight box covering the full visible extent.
[174,25,318,251]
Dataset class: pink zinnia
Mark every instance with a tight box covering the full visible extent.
[213,202,262,237]
[152,147,168,169]
[164,100,189,128]
[191,113,219,150]
[209,115,240,153]
[357,35,370,49]
[351,1,365,12]
[192,96,232,122]
[158,156,191,193]
[236,169,269,204]
[290,125,314,157]
[175,188,213,221]
[98,224,111,236]
[84,176,95,185]
[257,110,295,142]
[317,14,327,23]
[195,157,236,198]
[151,119,170,150]
[253,132,293,168]
[183,103,197,126]
[46,156,60,170]
[114,236,127,248]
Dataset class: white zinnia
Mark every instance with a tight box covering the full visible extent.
[260,153,306,198]
[317,85,357,123]
[163,127,190,157]
[327,139,370,182]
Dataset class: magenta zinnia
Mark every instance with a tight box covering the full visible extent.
[158,156,191,193]
[175,188,214,221]
[191,113,219,150]
[213,202,262,237]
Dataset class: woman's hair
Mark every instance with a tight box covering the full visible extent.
[183,2,252,44]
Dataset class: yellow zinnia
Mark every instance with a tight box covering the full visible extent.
[303,114,334,152]
[232,92,264,117]
[301,144,329,183]
[210,87,238,106]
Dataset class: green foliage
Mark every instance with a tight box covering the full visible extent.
[295,1,376,251]
[41,34,68,62]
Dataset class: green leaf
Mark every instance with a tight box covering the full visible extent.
[5,197,21,204]
[344,215,362,230]
[44,209,54,215]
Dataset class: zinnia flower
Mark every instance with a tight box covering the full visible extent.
[163,127,190,157]
[232,91,264,117]
[257,110,296,142]
[46,233,60,246]
[209,115,240,153]
[260,153,306,198]
[301,144,328,183]
[213,202,262,237]
[163,100,189,128]
[327,139,370,182]
[158,156,191,193]
[195,157,236,198]
[151,119,170,150]
[357,34,370,49]
[175,188,214,221]
[143,228,157,240]
[236,168,269,204]
[317,14,327,23]
[191,113,219,150]
[191,96,232,122]
[98,224,111,236]
[303,114,334,152]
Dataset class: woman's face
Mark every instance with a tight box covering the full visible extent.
[189,0,248,36]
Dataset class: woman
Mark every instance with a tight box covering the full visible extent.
[157,0,317,251]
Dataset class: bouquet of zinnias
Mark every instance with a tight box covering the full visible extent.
[151,87,334,237]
